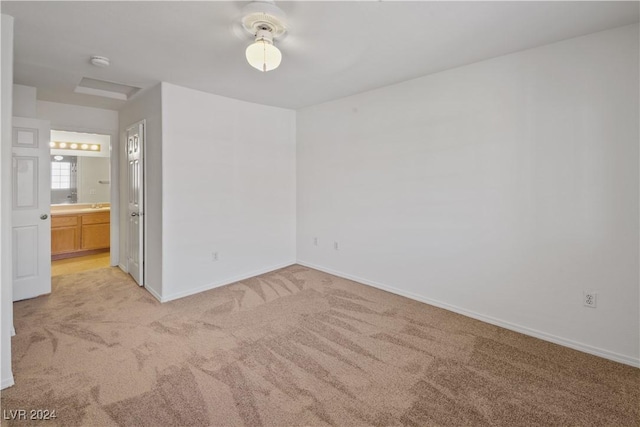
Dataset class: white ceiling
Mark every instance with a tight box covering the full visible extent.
[2,1,638,111]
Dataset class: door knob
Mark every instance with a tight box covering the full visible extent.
[131,212,138,217]
[40,214,48,220]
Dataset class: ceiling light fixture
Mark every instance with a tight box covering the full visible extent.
[246,28,281,72]
[50,141,101,152]
[241,1,287,72]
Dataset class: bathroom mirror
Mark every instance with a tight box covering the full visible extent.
[50,130,111,205]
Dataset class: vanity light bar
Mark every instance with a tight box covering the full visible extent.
[49,141,100,151]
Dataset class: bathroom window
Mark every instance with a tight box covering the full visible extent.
[51,161,72,189]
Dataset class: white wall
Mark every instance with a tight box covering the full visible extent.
[1,14,14,389]
[36,100,120,266]
[297,24,640,366]
[160,82,296,301]
[12,84,36,118]
[118,84,163,299]
[37,101,118,133]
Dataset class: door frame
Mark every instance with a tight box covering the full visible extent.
[50,126,119,268]
[122,120,146,286]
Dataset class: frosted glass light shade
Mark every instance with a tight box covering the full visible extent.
[246,40,282,72]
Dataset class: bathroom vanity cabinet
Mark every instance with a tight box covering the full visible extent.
[51,209,110,259]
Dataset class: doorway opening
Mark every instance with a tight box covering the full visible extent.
[49,130,112,277]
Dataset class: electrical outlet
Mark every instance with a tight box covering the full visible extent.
[583,291,597,308]
[212,252,219,262]
[334,241,339,250]
[313,237,318,246]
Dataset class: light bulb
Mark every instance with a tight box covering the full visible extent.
[81,144,89,150]
[49,142,55,148]
[59,142,67,148]
[70,143,78,149]
[91,145,99,150]
[245,30,281,72]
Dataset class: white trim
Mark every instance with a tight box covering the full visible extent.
[10,326,15,336]
[1,374,14,390]
[296,260,640,368]
[140,120,147,287]
[118,263,128,273]
[161,261,297,303]
[144,284,162,303]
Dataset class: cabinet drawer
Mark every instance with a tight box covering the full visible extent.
[81,212,110,225]
[51,215,78,228]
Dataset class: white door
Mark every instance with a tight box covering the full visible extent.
[12,117,51,301]
[126,122,144,286]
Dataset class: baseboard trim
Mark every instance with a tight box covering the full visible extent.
[161,261,297,303]
[296,260,640,368]
[118,264,128,273]
[144,285,162,303]
[1,375,14,390]
[11,326,15,336]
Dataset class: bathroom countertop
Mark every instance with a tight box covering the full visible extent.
[51,204,110,216]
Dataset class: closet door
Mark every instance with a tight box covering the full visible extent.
[126,121,144,286]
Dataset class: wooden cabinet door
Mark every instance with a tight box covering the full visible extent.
[81,223,110,250]
[51,226,79,255]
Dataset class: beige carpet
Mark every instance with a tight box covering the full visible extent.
[1,265,638,426]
